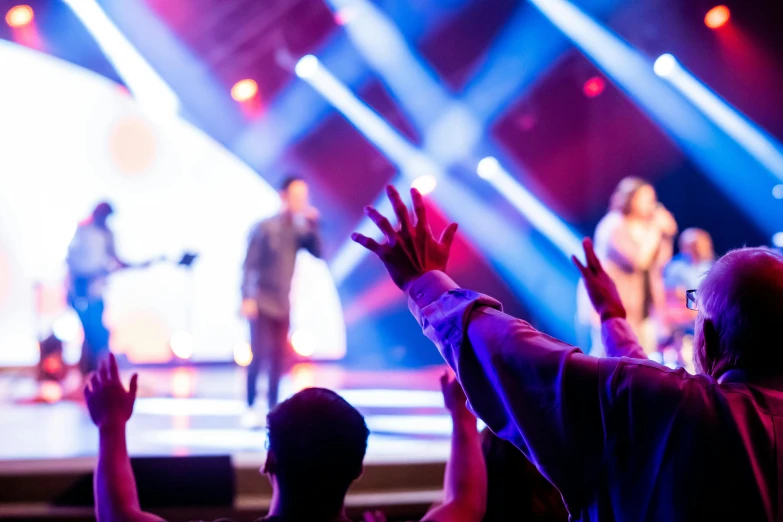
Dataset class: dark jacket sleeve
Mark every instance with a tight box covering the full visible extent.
[242,224,264,299]
[299,218,323,259]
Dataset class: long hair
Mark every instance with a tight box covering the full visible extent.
[609,177,652,215]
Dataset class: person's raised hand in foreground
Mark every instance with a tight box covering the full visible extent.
[417,373,486,522]
[85,353,138,429]
[85,355,165,522]
[571,238,625,322]
[351,185,458,291]
[573,238,646,359]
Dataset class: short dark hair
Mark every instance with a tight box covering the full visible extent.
[92,201,114,217]
[279,175,306,192]
[267,388,369,507]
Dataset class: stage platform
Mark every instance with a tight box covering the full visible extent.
[0,364,455,521]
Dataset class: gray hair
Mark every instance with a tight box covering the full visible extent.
[697,247,783,376]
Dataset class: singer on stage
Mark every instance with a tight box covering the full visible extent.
[241,176,322,424]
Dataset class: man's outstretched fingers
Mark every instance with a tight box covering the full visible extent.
[351,233,382,254]
[365,206,396,243]
[411,188,429,233]
[439,223,458,249]
[129,374,139,401]
[582,238,600,273]
[109,353,120,382]
[386,185,410,231]
[572,255,589,278]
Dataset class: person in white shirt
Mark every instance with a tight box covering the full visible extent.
[67,202,128,375]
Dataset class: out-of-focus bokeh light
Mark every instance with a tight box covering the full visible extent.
[290,330,316,357]
[772,184,783,199]
[295,55,319,79]
[233,341,253,367]
[170,331,194,359]
[477,157,500,180]
[653,53,678,78]
[705,5,730,29]
[171,367,195,398]
[583,76,606,98]
[230,79,258,102]
[40,381,63,403]
[773,232,783,248]
[6,5,34,28]
[411,174,437,195]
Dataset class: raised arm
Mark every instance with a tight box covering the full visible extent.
[573,238,647,360]
[352,186,612,511]
[85,355,166,522]
[420,374,487,522]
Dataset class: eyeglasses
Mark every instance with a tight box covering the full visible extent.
[686,289,698,311]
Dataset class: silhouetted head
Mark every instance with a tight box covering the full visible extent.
[279,175,309,214]
[264,388,369,518]
[91,202,114,227]
[694,248,783,379]
[609,177,657,220]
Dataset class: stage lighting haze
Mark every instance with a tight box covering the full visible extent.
[412,174,437,195]
[5,5,33,28]
[705,5,730,29]
[654,54,678,78]
[231,79,258,102]
[295,55,319,79]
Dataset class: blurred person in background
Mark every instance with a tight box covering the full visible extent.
[85,355,486,522]
[67,202,128,376]
[662,228,716,370]
[241,175,322,427]
[577,177,677,357]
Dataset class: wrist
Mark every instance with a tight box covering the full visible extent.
[600,306,626,322]
[98,421,127,436]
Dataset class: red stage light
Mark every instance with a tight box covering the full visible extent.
[705,5,730,29]
[5,5,34,28]
[583,76,606,98]
[231,79,258,102]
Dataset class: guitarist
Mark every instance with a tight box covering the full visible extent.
[66,202,129,376]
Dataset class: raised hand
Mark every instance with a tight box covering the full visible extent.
[440,371,473,425]
[351,185,458,291]
[572,238,626,322]
[84,354,138,430]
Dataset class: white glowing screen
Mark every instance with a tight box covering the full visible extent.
[0,41,345,365]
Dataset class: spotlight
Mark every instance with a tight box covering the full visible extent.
[705,5,730,30]
[653,54,678,78]
[233,341,252,367]
[295,55,319,79]
[774,185,783,200]
[583,76,606,98]
[230,79,258,102]
[477,157,500,180]
[290,331,315,357]
[5,5,33,28]
[170,331,194,359]
[411,174,437,195]
[52,314,81,343]
[773,232,783,248]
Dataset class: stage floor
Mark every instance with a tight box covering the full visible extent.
[0,364,454,463]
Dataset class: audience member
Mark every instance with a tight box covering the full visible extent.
[354,184,783,522]
[85,355,486,522]
[576,177,677,356]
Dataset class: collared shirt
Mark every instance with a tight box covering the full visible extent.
[408,271,783,522]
